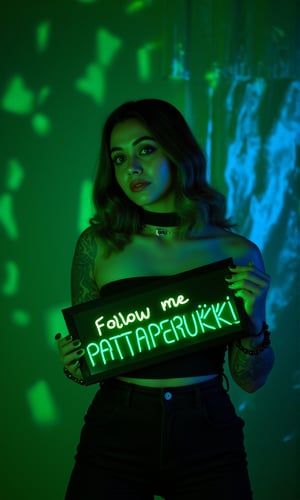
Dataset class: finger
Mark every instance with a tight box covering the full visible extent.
[64,348,85,368]
[226,270,270,288]
[228,280,265,296]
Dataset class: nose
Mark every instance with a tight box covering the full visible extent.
[127,155,143,175]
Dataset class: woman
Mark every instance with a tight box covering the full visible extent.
[56,99,274,499]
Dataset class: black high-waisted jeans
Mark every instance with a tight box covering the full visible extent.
[65,376,252,500]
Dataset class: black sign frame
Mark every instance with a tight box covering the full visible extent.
[62,258,248,385]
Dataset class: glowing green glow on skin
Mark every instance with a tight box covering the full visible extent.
[2,75,34,114]
[11,309,31,326]
[96,29,122,67]
[6,159,24,191]
[36,21,50,52]
[31,113,51,136]
[27,380,60,426]
[78,179,94,232]
[0,194,18,239]
[2,261,19,295]
[75,63,105,104]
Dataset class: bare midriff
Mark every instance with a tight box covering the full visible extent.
[116,374,218,388]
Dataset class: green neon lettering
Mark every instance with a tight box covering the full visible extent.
[161,294,190,311]
[99,339,115,365]
[182,312,199,337]
[226,296,240,323]
[95,316,105,336]
[135,327,152,353]
[87,343,99,367]
[170,315,187,339]
[147,323,161,348]
[160,318,179,344]
[109,331,135,358]
[107,318,116,329]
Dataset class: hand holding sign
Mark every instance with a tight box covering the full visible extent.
[55,333,85,382]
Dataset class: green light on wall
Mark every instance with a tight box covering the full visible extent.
[27,380,60,426]
[75,63,105,104]
[137,47,150,81]
[96,29,122,67]
[2,75,34,114]
[11,309,31,326]
[0,194,19,239]
[32,113,51,136]
[6,159,24,191]
[2,261,19,295]
[36,21,51,52]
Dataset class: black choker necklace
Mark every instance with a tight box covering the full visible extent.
[139,209,180,227]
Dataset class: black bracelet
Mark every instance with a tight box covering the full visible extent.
[235,322,271,356]
[63,367,85,385]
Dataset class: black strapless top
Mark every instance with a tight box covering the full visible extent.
[100,276,227,378]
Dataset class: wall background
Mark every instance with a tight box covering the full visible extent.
[0,1,299,499]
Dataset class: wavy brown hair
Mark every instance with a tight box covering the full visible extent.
[90,98,234,255]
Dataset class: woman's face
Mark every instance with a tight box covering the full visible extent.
[110,119,175,212]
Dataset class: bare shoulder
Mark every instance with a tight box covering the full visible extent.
[221,230,265,271]
[71,227,103,305]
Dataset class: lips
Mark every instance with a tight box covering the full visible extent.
[129,180,150,192]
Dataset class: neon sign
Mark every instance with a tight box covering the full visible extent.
[62,259,248,385]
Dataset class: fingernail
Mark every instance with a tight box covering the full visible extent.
[73,340,81,348]
[225,274,232,280]
[66,335,73,341]
[76,349,84,356]
[55,333,61,340]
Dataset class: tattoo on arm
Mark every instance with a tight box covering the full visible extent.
[229,344,274,391]
[71,230,100,305]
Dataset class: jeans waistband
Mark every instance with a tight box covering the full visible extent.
[100,375,226,410]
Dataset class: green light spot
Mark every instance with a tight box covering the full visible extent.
[75,63,105,104]
[36,21,51,52]
[6,159,24,191]
[204,64,221,90]
[2,261,19,295]
[27,380,60,426]
[126,0,146,14]
[31,113,51,135]
[78,179,94,232]
[0,193,18,239]
[11,309,31,326]
[96,29,122,67]
[137,47,151,81]
[37,86,51,106]
[2,75,34,114]
[77,0,96,3]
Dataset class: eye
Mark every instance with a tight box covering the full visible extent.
[139,144,156,156]
[111,154,126,166]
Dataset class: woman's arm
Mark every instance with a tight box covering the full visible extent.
[56,228,101,383]
[227,244,275,392]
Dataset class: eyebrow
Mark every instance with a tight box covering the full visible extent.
[110,135,156,153]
